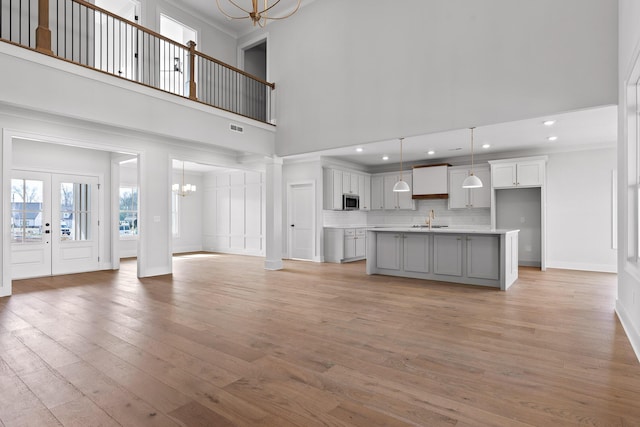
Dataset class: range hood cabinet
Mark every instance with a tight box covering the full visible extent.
[412,164,450,199]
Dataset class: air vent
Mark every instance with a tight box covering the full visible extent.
[230,123,244,133]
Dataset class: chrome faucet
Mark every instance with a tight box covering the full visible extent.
[426,209,435,230]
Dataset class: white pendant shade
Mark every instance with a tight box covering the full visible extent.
[393,137,411,193]
[393,179,411,192]
[462,127,483,189]
[462,173,483,188]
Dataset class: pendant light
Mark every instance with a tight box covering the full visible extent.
[172,161,197,197]
[462,127,483,188]
[392,137,411,192]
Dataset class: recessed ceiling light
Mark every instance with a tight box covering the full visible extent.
[482,144,491,149]
[543,120,556,126]
[547,136,558,142]
[427,150,435,155]
[382,155,389,161]
[355,147,363,152]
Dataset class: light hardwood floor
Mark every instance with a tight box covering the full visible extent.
[0,254,638,426]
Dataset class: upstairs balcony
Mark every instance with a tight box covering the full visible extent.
[0,0,275,124]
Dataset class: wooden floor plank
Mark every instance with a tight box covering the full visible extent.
[1,254,637,426]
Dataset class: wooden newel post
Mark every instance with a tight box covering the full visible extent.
[187,41,197,101]
[36,0,53,54]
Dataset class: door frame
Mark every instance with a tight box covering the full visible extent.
[2,127,140,297]
[286,180,316,261]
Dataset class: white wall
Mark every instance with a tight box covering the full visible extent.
[172,170,203,253]
[203,170,265,256]
[547,148,617,272]
[617,0,640,362]
[268,0,617,156]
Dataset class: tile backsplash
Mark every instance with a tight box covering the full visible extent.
[323,199,491,228]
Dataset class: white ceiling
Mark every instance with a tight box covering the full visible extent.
[284,105,618,167]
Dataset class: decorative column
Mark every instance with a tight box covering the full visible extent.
[187,41,197,101]
[264,156,283,270]
[36,0,53,55]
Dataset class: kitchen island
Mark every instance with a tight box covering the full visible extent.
[366,227,519,290]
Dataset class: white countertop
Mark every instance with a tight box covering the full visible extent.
[368,227,519,235]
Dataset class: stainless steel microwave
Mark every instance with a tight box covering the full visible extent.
[342,194,359,210]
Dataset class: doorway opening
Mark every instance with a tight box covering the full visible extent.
[159,14,197,97]
[240,37,268,121]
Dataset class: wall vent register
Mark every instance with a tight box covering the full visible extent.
[229,124,244,133]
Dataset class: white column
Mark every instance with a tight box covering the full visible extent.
[264,156,283,270]
[137,150,173,277]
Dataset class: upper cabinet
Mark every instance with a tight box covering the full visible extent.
[448,166,491,209]
[412,164,449,199]
[371,171,415,210]
[323,168,371,210]
[490,158,546,188]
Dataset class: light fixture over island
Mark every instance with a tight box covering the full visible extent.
[366,227,520,291]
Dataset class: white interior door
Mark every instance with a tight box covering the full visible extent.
[10,172,52,279]
[288,183,314,260]
[10,171,100,279]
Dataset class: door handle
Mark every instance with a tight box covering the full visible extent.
[290,224,295,227]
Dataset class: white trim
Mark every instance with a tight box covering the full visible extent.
[545,262,617,273]
[1,130,12,297]
[616,300,640,363]
[287,180,316,261]
[237,32,269,78]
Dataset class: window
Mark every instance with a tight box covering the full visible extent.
[172,192,180,237]
[60,182,91,241]
[119,186,138,237]
[10,179,44,243]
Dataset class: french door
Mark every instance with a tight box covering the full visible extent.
[11,171,100,279]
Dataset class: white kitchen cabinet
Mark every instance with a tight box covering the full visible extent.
[342,172,359,195]
[358,174,371,211]
[324,227,367,263]
[371,175,384,210]
[433,234,463,277]
[490,159,545,188]
[323,168,370,210]
[403,234,430,273]
[466,235,500,280]
[380,172,414,210]
[412,164,449,198]
[376,232,401,270]
[448,166,491,209]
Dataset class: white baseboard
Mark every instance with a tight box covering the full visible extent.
[313,255,324,263]
[172,245,204,254]
[616,300,640,363]
[546,261,617,273]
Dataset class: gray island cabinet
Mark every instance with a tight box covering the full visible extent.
[366,228,519,290]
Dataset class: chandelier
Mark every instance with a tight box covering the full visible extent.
[215,0,302,27]
[172,161,197,197]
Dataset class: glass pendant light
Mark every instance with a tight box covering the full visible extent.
[462,127,483,188]
[393,137,411,192]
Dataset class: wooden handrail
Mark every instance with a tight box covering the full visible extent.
[193,50,276,89]
[70,0,275,89]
